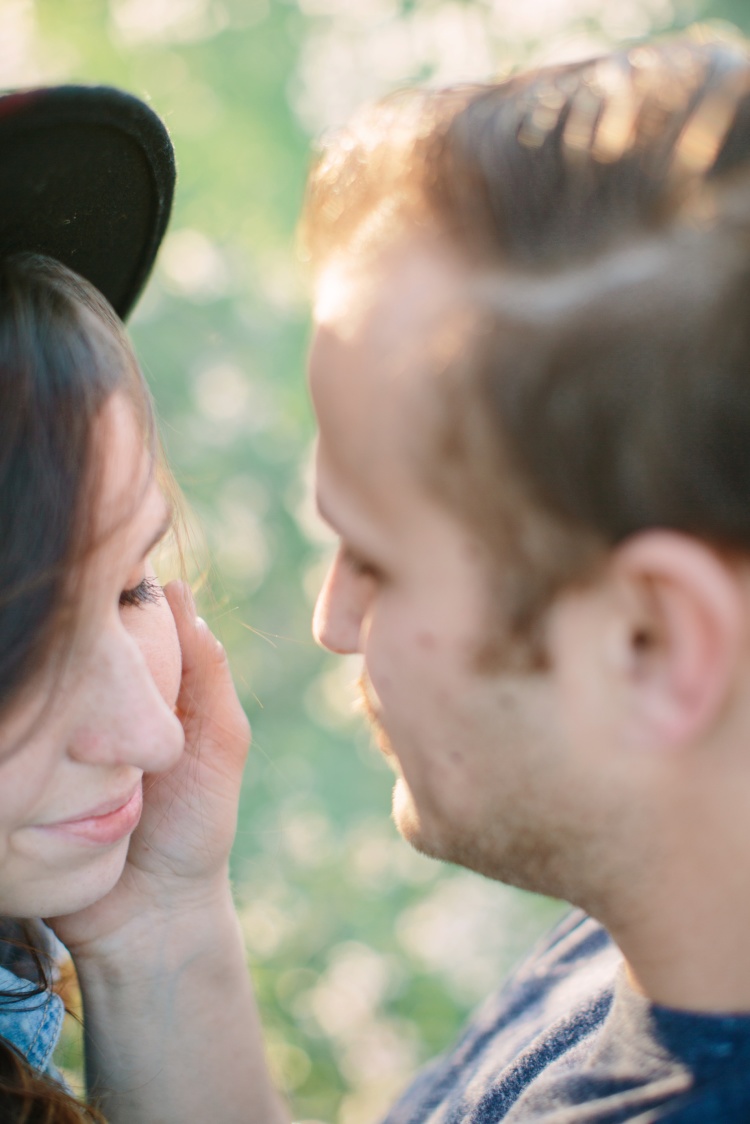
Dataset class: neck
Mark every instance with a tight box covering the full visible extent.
[597,835,750,1013]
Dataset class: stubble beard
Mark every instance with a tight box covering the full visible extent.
[355,671,617,912]
[356,672,432,851]
[356,670,490,868]
[356,671,394,759]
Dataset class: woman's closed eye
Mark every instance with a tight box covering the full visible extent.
[119,575,163,609]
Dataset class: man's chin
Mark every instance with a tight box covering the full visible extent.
[391,778,442,860]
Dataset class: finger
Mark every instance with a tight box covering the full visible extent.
[165,579,222,700]
[164,581,251,769]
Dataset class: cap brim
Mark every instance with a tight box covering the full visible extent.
[0,85,175,321]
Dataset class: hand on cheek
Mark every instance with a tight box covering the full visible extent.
[47,584,250,953]
[164,580,251,774]
[126,581,251,887]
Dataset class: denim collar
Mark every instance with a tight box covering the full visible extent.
[0,964,64,1071]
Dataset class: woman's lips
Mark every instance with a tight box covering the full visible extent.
[35,785,143,846]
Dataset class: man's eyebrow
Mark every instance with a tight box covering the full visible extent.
[142,503,175,557]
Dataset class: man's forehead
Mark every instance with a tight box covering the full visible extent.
[309,239,471,417]
[309,315,428,499]
[314,237,467,340]
[309,244,476,542]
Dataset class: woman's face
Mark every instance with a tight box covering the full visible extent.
[0,392,184,918]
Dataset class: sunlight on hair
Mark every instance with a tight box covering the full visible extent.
[517,84,567,149]
[563,83,602,153]
[590,61,642,163]
[675,67,750,173]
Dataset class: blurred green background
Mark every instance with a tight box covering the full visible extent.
[4,0,747,1120]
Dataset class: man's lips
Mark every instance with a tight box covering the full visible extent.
[33,784,143,846]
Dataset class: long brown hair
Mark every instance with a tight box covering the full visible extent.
[0,252,159,1120]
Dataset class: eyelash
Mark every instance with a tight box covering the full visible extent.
[119,575,163,609]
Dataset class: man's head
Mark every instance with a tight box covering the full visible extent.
[306,36,750,931]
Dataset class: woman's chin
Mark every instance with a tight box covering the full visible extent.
[8,842,130,920]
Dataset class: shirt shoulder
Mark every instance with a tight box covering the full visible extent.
[381,910,620,1124]
[383,907,750,1124]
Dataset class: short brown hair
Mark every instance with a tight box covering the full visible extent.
[303,33,750,663]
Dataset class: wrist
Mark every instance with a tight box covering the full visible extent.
[68,874,239,975]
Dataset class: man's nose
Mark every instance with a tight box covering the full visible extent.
[313,550,368,655]
[68,628,184,771]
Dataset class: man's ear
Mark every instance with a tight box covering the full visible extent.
[609,532,745,752]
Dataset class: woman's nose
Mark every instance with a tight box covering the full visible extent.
[313,550,368,655]
[68,628,184,771]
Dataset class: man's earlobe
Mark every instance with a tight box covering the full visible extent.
[613,532,745,752]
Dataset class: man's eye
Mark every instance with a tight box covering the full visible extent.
[119,575,163,609]
[342,546,379,580]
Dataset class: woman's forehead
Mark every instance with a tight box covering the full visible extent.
[90,393,169,560]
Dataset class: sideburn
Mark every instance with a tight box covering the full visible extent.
[417,325,605,675]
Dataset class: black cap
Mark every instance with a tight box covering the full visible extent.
[0,84,175,320]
